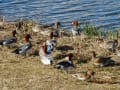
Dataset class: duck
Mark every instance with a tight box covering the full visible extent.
[39,41,54,65]
[54,21,61,29]
[71,20,81,36]
[13,34,32,55]
[0,16,5,26]
[55,53,74,69]
[0,30,17,45]
[15,18,23,31]
[91,51,112,67]
[98,39,118,52]
[49,31,58,47]
[72,70,95,81]
[32,24,40,33]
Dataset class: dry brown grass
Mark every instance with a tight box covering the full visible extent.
[0,22,120,90]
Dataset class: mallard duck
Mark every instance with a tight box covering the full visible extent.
[55,53,74,69]
[0,30,17,45]
[13,34,32,55]
[72,70,95,81]
[91,51,112,67]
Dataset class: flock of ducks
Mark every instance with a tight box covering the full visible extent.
[0,17,120,82]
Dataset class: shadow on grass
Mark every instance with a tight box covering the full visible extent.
[54,54,67,60]
[56,45,74,51]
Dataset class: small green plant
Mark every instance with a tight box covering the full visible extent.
[83,24,99,36]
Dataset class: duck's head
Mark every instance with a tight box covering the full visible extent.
[72,20,78,26]
[25,34,32,42]
[12,30,17,37]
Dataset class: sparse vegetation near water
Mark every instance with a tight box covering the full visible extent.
[0,19,120,90]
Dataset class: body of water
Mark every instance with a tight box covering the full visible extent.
[0,0,120,30]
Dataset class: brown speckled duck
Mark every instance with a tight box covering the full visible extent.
[72,70,95,81]
[98,39,118,52]
[91,51,112,67]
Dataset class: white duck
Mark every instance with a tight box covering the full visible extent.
[39,41,54,65]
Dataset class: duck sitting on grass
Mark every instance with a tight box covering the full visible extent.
[97,39,118,52]
[55,53,74,69]
[0,30,17,45]
[91,51,114,67]
[39,41,54,65]
[72,70,95,81]
[13,34,32,55]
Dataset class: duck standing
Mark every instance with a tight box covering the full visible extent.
[72,20,81,35]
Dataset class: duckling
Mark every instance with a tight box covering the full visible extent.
[39,42,53,65]
[13,34,32,55]
[91,51,112,67]
[72,70,95,81]
[55,53,74,69]
[0,30,17,45]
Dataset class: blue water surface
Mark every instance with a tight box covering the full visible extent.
[0,0,120,30]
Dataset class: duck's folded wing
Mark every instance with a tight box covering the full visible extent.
[3,37,17,44]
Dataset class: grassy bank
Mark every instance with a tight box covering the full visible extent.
[0,20,120,90]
